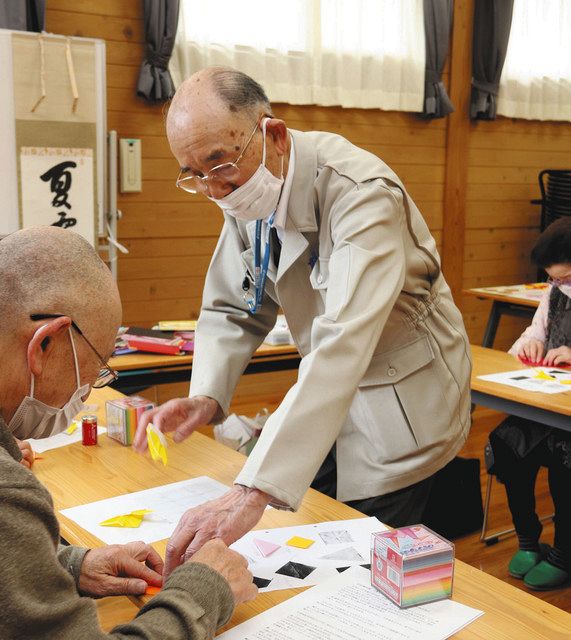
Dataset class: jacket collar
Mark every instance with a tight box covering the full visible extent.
[244,130,317,283]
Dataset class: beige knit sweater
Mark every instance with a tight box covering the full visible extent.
[0,418,234,639]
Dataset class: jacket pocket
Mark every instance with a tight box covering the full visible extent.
[355,335,454,463]
[309,257,329,290]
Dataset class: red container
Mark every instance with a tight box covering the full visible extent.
[82,415,98,446]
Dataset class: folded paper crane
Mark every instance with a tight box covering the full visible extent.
[147,423,168,466]
[99,509,153,528]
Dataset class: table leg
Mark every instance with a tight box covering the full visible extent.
[482,301,501,348]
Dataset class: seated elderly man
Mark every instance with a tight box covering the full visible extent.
[0,227,256,639]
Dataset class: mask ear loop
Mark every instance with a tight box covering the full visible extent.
[68,328,81,389]
[261,117,270,167]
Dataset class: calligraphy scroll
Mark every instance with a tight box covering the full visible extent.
[19,146,94,245]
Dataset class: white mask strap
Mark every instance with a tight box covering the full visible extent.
[69,328,81,388]
[30,373,35,398]
[261,117,270,166]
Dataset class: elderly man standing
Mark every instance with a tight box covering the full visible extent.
[134,67,472,578]
[0,227,255,639]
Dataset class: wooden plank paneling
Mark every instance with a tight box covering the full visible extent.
[46,0,571,352]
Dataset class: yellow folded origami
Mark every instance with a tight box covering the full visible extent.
[533,370,556,381]
[99,509,153,528]
[65,421,79,435]
[147,423,168,466]
[286,536,315,549]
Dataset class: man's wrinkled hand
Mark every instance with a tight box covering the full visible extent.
[16,439,34,469]
[132,396,220,452]
[164,486,270,579]
[189,539,258,605]
[78,541,164,597]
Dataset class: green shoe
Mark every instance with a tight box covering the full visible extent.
[508,550,542,579]
[524,561,569,591]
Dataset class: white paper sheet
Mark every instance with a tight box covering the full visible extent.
[27,427,107,453]
[230,517,386,593]
[218,566,483,640]
[477,367,571,394]
[60,476,230,544]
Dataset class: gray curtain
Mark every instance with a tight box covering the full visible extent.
[470,0,515,120]
[422,0,454,119]
[0,0,45,32]
[137,0,180,103]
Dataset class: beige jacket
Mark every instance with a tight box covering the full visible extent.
[190,129,472,509]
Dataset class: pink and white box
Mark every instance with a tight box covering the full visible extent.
[371,525,454,608]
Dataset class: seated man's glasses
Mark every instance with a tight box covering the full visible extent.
[30,313,119,389]
[175,117,263,194]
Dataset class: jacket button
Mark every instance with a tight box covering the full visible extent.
[387,367,397,377]
[317,274,323,284]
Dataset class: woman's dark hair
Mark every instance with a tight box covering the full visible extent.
[531,217,571,269]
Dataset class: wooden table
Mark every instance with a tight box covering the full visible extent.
[464,284,545,347]
[32,387,571,638]
[471,345,571,432]
[109,343,301,394]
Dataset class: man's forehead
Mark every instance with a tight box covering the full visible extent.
[172,115,250,168]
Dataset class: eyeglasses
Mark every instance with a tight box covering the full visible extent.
[176,117,263,194]
[547,277,571,287]
[30,313,119,389]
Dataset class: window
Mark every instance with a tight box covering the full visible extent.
[498,0,571,121]
[170,0,426,111]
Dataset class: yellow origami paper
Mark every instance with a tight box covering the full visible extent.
[533,370,556,381]
[99,509,153,528]
[286,536,315,549]
[65,421,79,435]
[147,423,168,466]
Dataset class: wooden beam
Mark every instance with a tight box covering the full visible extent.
[441,0,474,298]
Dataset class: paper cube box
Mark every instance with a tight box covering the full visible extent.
[371,525,454,608]
[106,396,155,446]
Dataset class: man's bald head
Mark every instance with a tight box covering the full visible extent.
[0,227,121,345]
[166,67,271,145]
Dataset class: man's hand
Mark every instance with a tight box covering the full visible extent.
[78,541,164,597]
[16,439,34,469]
[543,345,571,367]
[133,396,220,452]
[189,539,258,605]
[517,339,545,364]
[164,486,271,579]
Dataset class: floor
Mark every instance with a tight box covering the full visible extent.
[454,406,570,613]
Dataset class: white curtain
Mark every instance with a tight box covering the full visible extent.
[170,0,425,112]
[497,0,571,122]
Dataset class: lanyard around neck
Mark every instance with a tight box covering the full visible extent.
[246,212,275,314]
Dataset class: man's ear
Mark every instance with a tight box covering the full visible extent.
[27,316,72,377]
[266,118,288,155]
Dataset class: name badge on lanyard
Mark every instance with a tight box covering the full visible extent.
[242,212,275,314]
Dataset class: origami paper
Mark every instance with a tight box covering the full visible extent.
[286,536,315,549]
[99,509,153,528]
[147,423,168,466]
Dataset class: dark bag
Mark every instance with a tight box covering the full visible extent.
[421,457,484,539]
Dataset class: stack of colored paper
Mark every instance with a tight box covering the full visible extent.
[106,396,155,446]
[371,525,454,608]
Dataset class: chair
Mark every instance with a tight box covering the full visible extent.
[480,440,554,546]
[531,169,571,280]
[531,169,571,232]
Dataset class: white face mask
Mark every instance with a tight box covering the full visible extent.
[210,118,284,222]
[8,329,90,439]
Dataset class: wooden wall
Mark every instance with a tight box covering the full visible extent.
[46,0,571,353]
